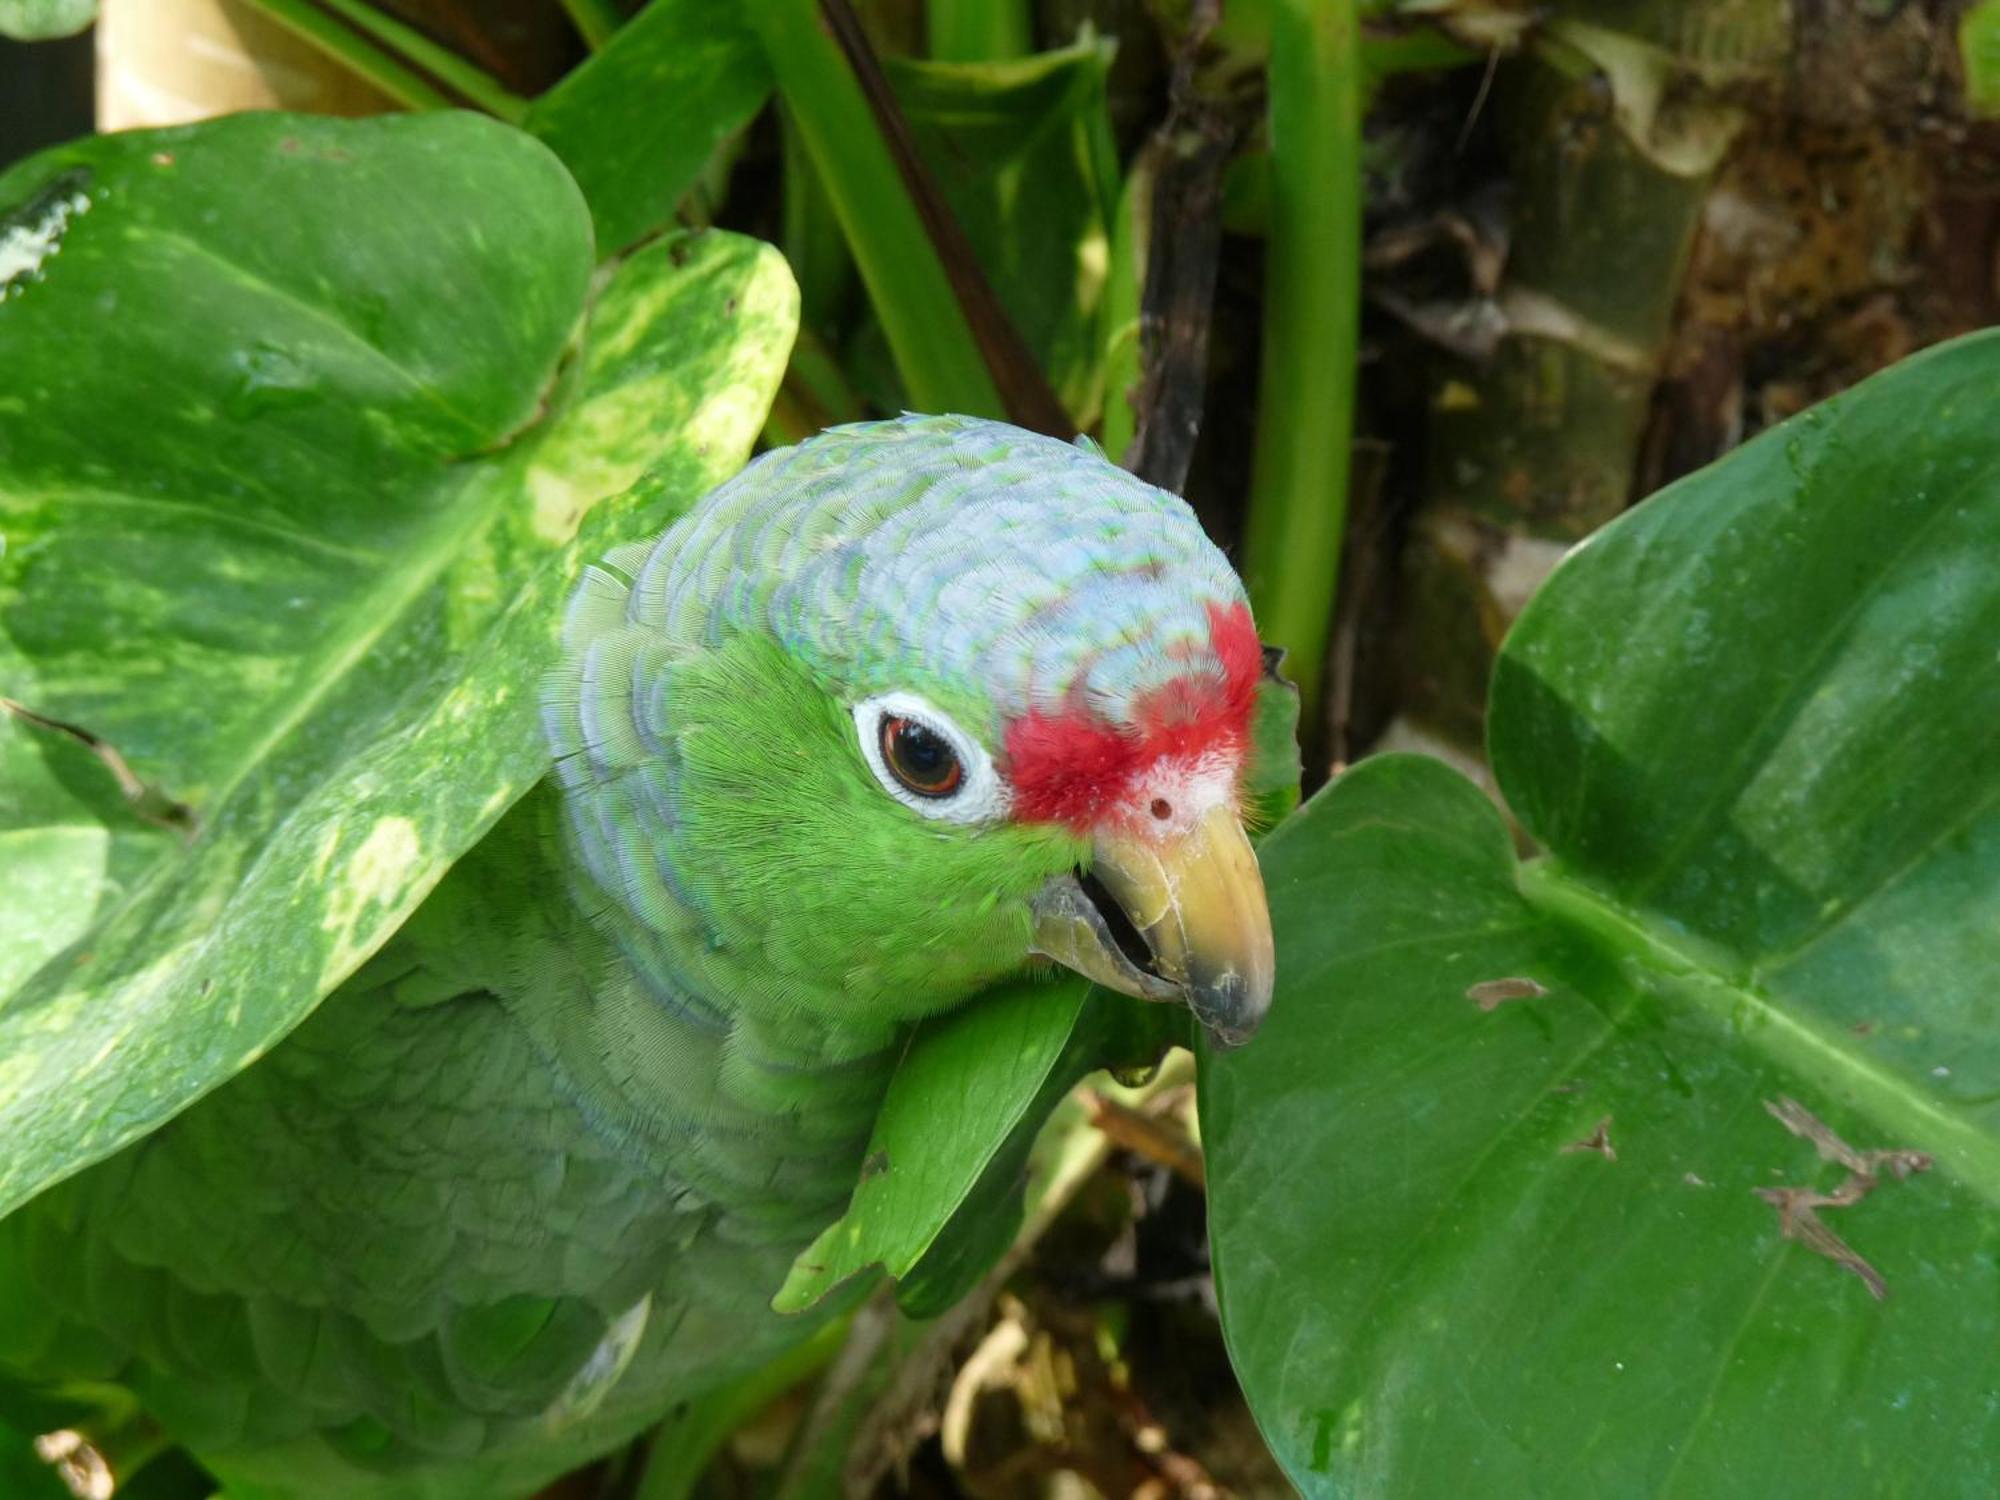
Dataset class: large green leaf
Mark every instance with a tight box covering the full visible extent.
[525,0,772,256]
[776,980,1186,1320]
[1206,330,2000,1495]
[0,0,91,41]
[773,978,1094,1316]
[0,112,797,1217]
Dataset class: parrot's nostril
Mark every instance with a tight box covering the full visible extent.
[1151,798,1172,821]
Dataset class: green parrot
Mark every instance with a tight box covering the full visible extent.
[0,414,1277,1498]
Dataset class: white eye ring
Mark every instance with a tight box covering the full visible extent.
[851,692,1009,825]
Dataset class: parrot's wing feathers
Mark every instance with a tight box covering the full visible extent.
[0,794,823,1489]
[0,919,695,1479]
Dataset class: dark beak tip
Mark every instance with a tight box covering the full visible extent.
[1187,972,1270,1051]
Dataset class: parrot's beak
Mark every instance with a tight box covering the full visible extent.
[1030,803,1274,1048]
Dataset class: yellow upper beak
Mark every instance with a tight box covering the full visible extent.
[1030,803,1274,1047]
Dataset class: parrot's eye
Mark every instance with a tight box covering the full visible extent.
[880,716,963,798]
[852,692,1007,824]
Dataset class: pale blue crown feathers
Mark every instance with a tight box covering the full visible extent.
[542,414,1247,964]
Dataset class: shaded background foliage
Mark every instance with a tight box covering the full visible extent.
[1,2,1998,1498]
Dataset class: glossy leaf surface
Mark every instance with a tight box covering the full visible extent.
[0,112,796,1217]
[1206,331,2000,1496]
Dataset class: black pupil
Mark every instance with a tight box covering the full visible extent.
[884,717,959,796]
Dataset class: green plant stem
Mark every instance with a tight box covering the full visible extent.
[1241,0,1361,738]
[926,0,1031,60]
[748,0,1005,419]
[234,0,458,110]
[821,0,1069,433]
[313,0,527,119]
[779,105,856,337]
[558,0,625,51]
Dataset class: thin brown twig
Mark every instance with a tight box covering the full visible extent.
[1123,0,1242,494]
[1085,1089,1206,1189]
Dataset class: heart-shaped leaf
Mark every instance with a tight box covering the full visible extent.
[1205,329,2000,1495]
[0,112,796,1218]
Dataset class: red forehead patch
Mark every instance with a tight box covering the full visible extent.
[1002,601,1261,831]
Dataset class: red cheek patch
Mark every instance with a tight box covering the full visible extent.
[1003,602,1261,831]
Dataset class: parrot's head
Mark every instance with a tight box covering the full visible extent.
[545,416,1279,1048]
